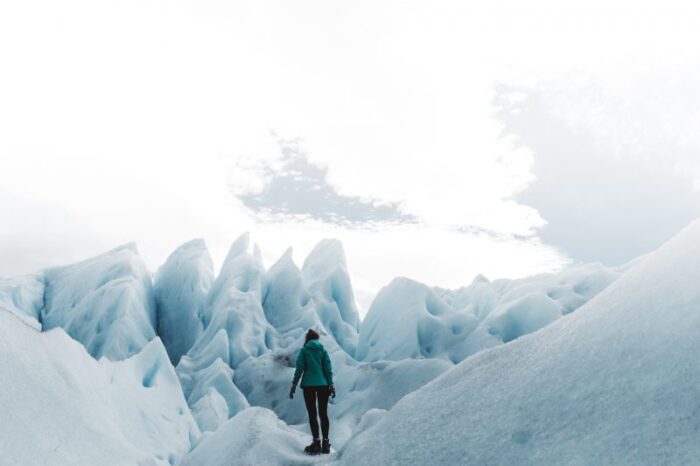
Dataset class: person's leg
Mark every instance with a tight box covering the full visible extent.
[316,387,330,440]
[303,388,320,440]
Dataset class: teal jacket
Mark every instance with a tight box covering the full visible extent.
[292,339,334,388]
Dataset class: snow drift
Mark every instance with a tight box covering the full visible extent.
[341,219,700,465]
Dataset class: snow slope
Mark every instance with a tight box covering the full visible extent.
[0,308,199,466]
[341,219,700,465]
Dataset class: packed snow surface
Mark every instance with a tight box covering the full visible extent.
[180,407,336,466]
[341,219,700,465]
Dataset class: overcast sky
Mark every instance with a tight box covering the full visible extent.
[1,0,699,315]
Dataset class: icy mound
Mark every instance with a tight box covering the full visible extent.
[0,272,44,329]
[263,248,320,339]
[302,239,360,356]
[180,407,334,466]
[0,308,199,466]
[439,274,499,320]
[191,387,230,433]
[334,358,452,418]
[233,349,311,426]
[357,278,500,363]
[484,291,564,342]
[176,328,250,432]
[439,262,620,319]
[41,243,156,360]
[359,264,620,363]
[176,234,273,430]
[154,239,214,365]
[201,233,273,368]
[476,264,621,342]
[342,219,700,465]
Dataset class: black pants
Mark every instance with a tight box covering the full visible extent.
[303,386,330,440]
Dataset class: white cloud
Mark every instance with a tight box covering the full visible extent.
[2,0,699,313]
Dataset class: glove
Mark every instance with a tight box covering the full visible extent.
[328,385,336,399]
[289,386,296,399]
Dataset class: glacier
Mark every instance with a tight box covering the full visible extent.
[4,216,695,465]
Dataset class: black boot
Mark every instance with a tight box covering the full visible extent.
[321,438,331,454]
[304,439,321,455]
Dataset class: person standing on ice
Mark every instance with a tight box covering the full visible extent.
[289,329,336,455]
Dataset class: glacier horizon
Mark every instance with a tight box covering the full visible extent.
[4,222,695,465]
[2,233,623,358]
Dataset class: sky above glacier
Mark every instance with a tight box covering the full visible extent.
[1,0,700,314]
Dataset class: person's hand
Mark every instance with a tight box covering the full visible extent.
[329,385,336,399]
[289,386,296,399]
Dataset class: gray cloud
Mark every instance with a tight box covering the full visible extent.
[495,82,700,266]
[235,139,417,227]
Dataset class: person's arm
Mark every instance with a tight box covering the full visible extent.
[322,349,334,386]
[292,349,304,388]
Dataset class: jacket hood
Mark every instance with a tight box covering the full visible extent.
[305,339,324,351]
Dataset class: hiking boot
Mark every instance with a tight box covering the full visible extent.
[304,439,321,455]
[321,439,331,454]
